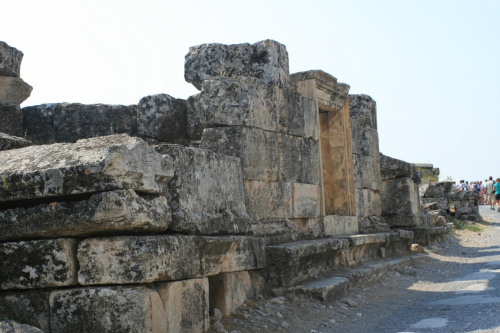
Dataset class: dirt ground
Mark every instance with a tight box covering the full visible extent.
[210,210,498,333]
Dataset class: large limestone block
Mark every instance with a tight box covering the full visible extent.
[324,215,359,236]
[355,188,382,218]
[353,154,381,191]
[185,39,289,90]
[380,153,418,182]
[381,177,421,227]
[350,126,379,157]
[349,94,377,130]
[50,286,165,333]
[209,271,251,318]
[0,190,171,242]
[450,191,479,220]
[22,103,137,144]
[420,181,453,198]
[0,290,50,332]
[155,144,251,235]
[0,133,31,151]
[278,87,318,139]
[278,134,320,184]
[158,278,210,333]
[198,236,266,276]
[0,76,32,105]
[0,321,42,333]
[77,235,201,285]
[0,42,23,77]
[187,77,279,139]
[0,134,173,202]
[0,103,23,137]
[200,126,279,181]
[0,239,77,290]
[244,180,292,221]
[137,94,187,142]
[291,183,320,218]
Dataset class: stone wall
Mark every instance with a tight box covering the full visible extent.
[415,163,439,183]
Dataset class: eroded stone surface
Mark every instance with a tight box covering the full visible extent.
[0,239,77,290]
[0,133,31,151]
[0,321,42,333]
[353,155,382,191]
[0,134,173,202]
[0,290,50,332]
[200,126,279,181]
[0,42,23,77]
[380,153,419,182]
[381,177,421,227]
[278,134,320,184]
[137,94,187,142]
[324,215,359,236]
[187,77,279,139]
[209,271,251,318]
[155,144,251,235]
[355,189,382,218]
[349,94,377,130]
[0,190,171,241]
[291,183,320,218]
[244,181,292,221]
[0,104,23,137]
[450,191,479,221]
[185,40,289,90]
[278,88,318,139]
[0,77,32,105]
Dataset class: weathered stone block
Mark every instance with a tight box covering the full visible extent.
[137,94,187,142]
[291,218,324,238]
[0,103,23,137]
[200,126,279,181]
[450,191,479,220]
[278,134,320,184]
[381,177,421,227]
[50,286,165,333]
[358,216,390,234]
[0,133,31,151]
[380,153,419,182]
[355,188,382,218]
[157,278,210,333]
[0,290,50,332]
[278,88,318,139]
[198,236,266,276]
[351,126,379,157]
[0,190,171,242]
[0,76,32,105]
[415,163,439,183]
[22,104,58,144]
[420,181,453,198]
[0,134,173,202]
[155,144,251,235]
[77,235,201,285]
[187,77,279,139]
[0,42,23,77]
[185,40,289,90]
[0,239,77,290]
[244,180,292,221]
[291,183,320,218]
[209,271,251,318]
[353,155,381,191]
[0,321,42,333]
[349,94,377,130]
[324,215,359,236]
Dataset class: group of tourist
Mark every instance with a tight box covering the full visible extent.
[453,177,500,211]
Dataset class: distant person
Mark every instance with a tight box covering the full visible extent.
[494,178,500,212]
[459,180,468,192]
[485,177,495,210]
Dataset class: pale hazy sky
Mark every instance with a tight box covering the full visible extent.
[3,0,499,182]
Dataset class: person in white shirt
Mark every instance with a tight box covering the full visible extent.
[485,176,495,210]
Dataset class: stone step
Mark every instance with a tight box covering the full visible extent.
[406,225,451,245]
[0,132,31,151]
[266,231,413,287]
[290,256,419,302]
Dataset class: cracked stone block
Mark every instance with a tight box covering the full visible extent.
[200,126,279,181]
[155,144,251,235]
[0,103,23,137]
[0,321,42,333]
[353,155,382,191]
[380,153,419,182]
[351,126,379,158]
[278,134,320,184]
[0,238,77,290]
[244,180,292,221]
[0,290,50,332]
[137,94,187,142]
[77,235,201,285]
[278,87,318,139]
[0,76,32,105]
[0,132,31,151]
[356,188,382,218]
[0,42,23,77]
[187,77,279,139]
[0,190,171,242]
[0,134,173,202]
[349,94,377,130]
[158,278,210,332]
[209,271,251,318]
[381,177,421,227]
[185,39,289,90]
[291,183,320,218]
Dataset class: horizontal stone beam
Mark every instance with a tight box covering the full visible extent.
[0,134,173,202]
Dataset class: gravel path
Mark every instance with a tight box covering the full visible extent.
[211,206,500,332]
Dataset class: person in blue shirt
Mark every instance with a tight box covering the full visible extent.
[494,178,500,212]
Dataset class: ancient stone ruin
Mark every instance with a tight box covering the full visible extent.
[0,40,451,332]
